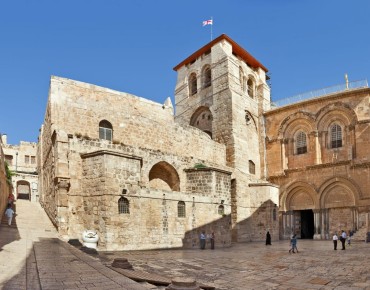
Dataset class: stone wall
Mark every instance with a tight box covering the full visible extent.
[56,140,233,250]
[2,140,38,201]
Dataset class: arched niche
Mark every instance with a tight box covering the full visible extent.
[190,106,213,138]
[149,161,180,192]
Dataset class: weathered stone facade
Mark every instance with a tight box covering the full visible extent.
[0,136,11,215]
[265,88,370,240]
[1,135,38,202]
[38,34,279,250]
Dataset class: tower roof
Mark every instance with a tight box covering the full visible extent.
[173,34,268,72]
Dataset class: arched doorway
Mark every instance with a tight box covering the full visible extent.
[282,182,317,239]
[17,180,30,200]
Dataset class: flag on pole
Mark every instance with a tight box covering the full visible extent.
[202,19,213,26]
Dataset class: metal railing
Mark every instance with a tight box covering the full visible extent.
[271,79,368,108]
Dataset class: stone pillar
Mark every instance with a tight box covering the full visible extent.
[313,131,322,165]
[55,177,70,239]
[313,209,321,239]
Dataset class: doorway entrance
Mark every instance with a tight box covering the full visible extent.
[300,209,314,239]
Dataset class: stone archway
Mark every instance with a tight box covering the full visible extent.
[319,178,358,236]
[17,180,30,200]
[149,161,180,192]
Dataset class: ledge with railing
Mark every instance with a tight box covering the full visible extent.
[271,79,368,108]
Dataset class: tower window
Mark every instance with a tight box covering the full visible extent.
[178,201,186,217]
[202,66,212,88]
[99,120,113,141]
[296,131,307,154]
[189,73,197,96]
[331,124,342,148]
[247,78,255,98]
[118,197,130,214]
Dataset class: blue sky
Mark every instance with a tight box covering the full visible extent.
[1,1,370,144]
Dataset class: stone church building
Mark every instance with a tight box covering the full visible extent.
[37,34,370,250]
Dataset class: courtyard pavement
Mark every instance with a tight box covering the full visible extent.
[1,199,370,290]
[99,237,370,290]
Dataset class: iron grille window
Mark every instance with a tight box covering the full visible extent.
[218,205,225,215]
[99,120,113,141]
[177,201,186,218]
[331,124,342,148]
[118,197,130,214]
[296,131,307,154]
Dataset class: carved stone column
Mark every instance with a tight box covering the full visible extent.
[313,209,321,239]
[313,131,322,165]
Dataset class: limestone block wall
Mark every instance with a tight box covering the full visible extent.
[231,170,279,242]
[48,76,226,166]
[58,141,233,250]
[38,131,233,250]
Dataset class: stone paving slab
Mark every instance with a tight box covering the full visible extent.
[99,240,370,290]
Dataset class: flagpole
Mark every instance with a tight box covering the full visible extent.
[211,16,213,41]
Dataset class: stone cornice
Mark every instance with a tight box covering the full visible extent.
[248,182,279,189]
[184,167,232,175]
[268,159,370,178]
[80,150,142,164]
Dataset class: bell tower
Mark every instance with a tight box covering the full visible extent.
[173,35,279,243]
[173,34,271,179]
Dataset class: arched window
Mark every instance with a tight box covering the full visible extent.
[99,120,113,141]
[239,67,246,92]
[202,66,211,88]
[331,124,342,148]
[249,160,255,175]
[247,78,255,98]
[218,205,225,215]
[189,73,197,96]
[118,197,130,214]
[178,201,186,217]
[296,131,307,154]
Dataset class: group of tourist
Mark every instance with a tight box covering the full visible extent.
[199,231,215,249]
[332,229,354,250]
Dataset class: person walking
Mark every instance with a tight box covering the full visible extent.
[210,232,215,249]
[265,231,272,245]
[340,230,347,250]
[200,231,206,250]
[4,204,15,226]
[289,234,298,253]
[333,232,338,250]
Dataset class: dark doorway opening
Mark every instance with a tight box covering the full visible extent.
[300,209,314,239]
